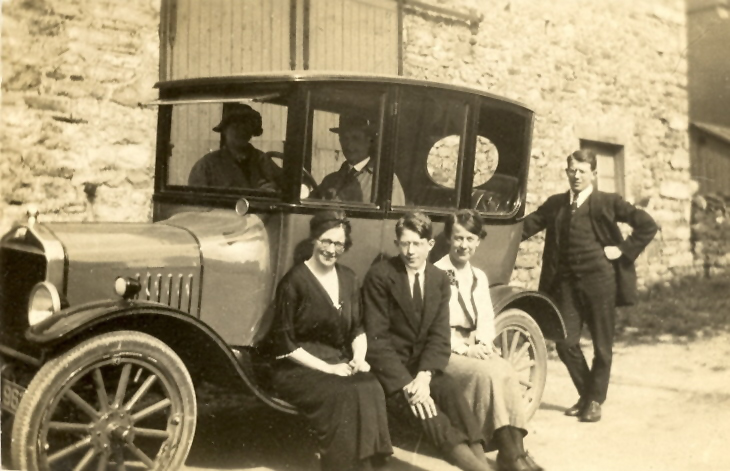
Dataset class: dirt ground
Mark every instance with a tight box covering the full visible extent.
[175,332,730,471]
[2,334,728,470]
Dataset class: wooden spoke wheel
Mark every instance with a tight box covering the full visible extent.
[11,331,196,471]
[493,308,548,420]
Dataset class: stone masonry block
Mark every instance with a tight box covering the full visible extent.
[659,181,691,201]
[24,95,69,113]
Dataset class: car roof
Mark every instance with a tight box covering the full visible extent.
[154,71,533,112]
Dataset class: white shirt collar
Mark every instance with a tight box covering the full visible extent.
[351,157,371,173]
[435,255,470,274]
[405,264,426,279]
[571,185,593,207]
[453,261,472,275]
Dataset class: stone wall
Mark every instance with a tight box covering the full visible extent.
[1,0,701,290]
[1,0,161,235]
[401,0,694,289]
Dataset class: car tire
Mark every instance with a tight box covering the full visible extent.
[493,308,548,420]
[11,331,196,471]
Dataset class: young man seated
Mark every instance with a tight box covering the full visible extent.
[362,212,495,471]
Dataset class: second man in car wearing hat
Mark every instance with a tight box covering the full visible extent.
[313,113,406,205]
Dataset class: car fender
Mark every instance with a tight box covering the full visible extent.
[490,285,566,342]
[25,299,296,414]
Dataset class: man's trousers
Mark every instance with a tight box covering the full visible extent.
[554,270,617,404]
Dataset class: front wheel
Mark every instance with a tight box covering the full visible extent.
[11,331,197,471]
[493,308,547,420]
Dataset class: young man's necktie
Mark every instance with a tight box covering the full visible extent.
[570,192,579,214]
[412,273,423,314]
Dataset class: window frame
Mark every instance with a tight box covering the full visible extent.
[466,96,533,219]
[579,138,626,197]
[388,86,471,214]
[296,82,391,213]
[154,83,297,207]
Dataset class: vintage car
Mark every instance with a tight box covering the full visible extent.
[0,73,565,471]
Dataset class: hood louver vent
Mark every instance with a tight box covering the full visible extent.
[135,272,196,314]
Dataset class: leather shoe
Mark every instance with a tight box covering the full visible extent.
[497,452,532,471]
[523,452,545,471]
[564,399,584,417]
[579,401,602,422]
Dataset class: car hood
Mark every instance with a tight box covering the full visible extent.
[45,222,200,308]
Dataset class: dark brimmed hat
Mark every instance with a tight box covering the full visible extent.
[213,103,263,136]
[329,113,375,134]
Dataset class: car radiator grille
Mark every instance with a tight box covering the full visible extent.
[0,248,48,341]
[135,271,196,314]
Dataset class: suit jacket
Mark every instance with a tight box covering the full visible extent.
[522,190,658,306]
[312,159,406,205]
[363,257,452,395]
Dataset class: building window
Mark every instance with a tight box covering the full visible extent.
[579,139,625,196]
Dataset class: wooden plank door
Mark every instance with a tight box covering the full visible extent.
[306,0,399,73]
[160,0,400,78]
[163,0,292,80]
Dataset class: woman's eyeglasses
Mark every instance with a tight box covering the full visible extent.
[317,238,346,253]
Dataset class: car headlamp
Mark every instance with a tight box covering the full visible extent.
[28,282,61,326]
[115,276,141,299]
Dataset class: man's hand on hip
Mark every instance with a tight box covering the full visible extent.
[604,246,622,260]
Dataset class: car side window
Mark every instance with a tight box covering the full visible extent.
[165,88,289,196]
[393,90,468,209]
[305,86,386,205]
[469,100,528,215]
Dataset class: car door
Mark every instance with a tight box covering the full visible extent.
[383,85,472,259]
[274,81,392,283]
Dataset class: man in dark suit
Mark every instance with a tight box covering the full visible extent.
[364,212,534,471]
[522,150,657,422]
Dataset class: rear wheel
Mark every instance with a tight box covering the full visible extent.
[11,331,196,471]
[493,308,547,420]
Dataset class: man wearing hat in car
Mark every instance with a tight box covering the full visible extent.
[313,113,406,205]
[188,103,283,191]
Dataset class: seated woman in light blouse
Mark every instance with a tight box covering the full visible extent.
[268,210,392,471]
[435,210,544,471]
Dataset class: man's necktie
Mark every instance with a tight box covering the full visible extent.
[570,193,579,214]
[347,166,360,181]
[413,273,423,314]
[337,166,359,190]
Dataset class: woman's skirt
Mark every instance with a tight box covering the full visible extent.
[445,353,527,444]
[273,364,393,471]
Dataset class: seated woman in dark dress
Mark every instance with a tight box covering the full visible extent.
[269,210,393,471]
